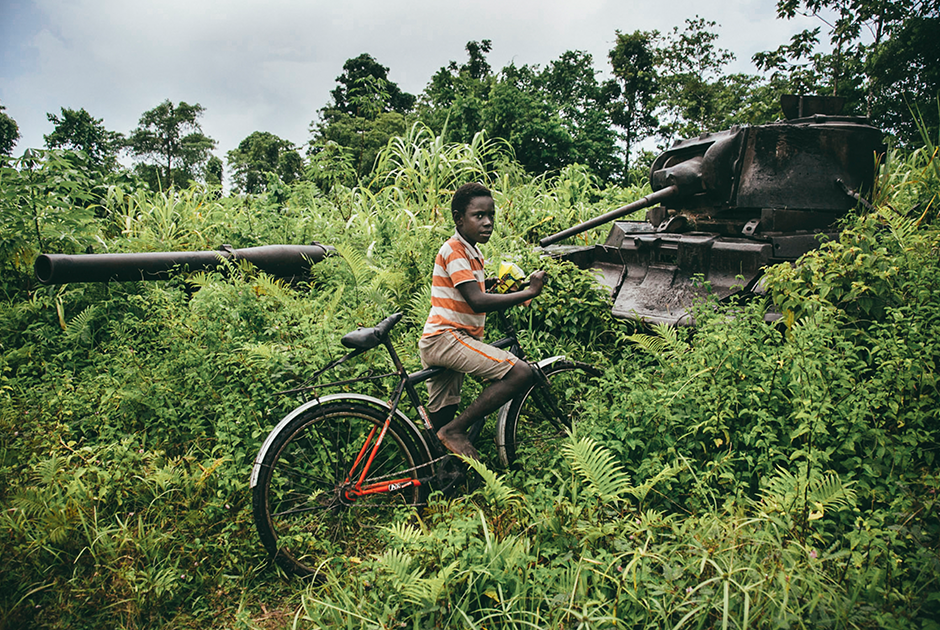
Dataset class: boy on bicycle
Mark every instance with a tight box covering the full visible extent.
[419,182,546,459]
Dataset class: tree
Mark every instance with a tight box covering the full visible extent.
[484,63,572,174]
[44,107,124,169]
[0,103,19,157]
[227,131,304,194]
[534,51,620,180]
[327,53,416,118]
[609,30,660,182]
[762,0,939,143]
[312,54,417,180]
[127,100,216,189]
[420,43,620,181]
[205,155,223,188]
[421,40,497,143]
[312,111,410,180]
[867,15,940,144]
[752,27,831,97]
[655,17,736,142]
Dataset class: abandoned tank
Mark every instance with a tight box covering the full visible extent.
[539,95,885,325]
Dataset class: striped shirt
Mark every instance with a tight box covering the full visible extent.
[422,231,486,339]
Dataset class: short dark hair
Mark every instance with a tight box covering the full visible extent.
[451,182,492,220]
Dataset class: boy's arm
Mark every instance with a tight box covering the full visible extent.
[457,270,546,313]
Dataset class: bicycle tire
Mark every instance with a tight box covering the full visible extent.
[497,360,601,469]
[252,400,429,577]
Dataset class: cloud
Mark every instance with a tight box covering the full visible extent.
[1,0,826,160]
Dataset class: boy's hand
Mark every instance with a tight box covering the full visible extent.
[527,270,547,296]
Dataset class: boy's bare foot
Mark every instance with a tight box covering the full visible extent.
[437,427,479,460]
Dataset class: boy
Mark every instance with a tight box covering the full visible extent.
[419,182,546,459]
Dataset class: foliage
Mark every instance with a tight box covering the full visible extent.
[867,15,940,145]
[0,149,99,274]
[226,131,303,194]
[311,53,418,181]
[419,43,621,182]
[1,114,940,630]
[311,111,412,181]
[44,107,125,170]
[300,440,893,629]
[609,30,660,181]
[127,100,217,190]
[325,53,416,119]
[654,17,738,143]
[0,102,21,157]
[763,0,939,145]
[371,122,510,219]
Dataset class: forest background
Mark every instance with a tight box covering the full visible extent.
[2,0,940,628]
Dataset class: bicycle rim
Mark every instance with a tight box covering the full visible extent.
[499,361,601,469]
[252,401,428,577]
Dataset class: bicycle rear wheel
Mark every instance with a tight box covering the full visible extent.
[497,360,601,469]
[251,401,429,577]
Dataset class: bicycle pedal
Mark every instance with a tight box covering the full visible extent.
[436,455,468,496]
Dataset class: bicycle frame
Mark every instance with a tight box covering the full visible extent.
[252,310,563,502]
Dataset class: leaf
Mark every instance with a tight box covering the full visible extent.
[563,435,634,505]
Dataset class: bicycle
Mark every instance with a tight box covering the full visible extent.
[250,307,600,577]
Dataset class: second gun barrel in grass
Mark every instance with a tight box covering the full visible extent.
[34,243,330,284]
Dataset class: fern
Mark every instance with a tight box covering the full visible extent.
[251,273,292,301]
[405,281,432,326]
[384,520,425,545]
[629,463,683,503]
[625,322,689,361]
[64,306,96,342]
[332,241,391,309]
[463,457,522,508]
[563,436,634,505]
[758,466,857,521]
[379,548,456,606]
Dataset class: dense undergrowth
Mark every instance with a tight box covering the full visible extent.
[1,128,939,629]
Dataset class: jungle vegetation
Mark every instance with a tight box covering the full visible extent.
[1,3,939,628]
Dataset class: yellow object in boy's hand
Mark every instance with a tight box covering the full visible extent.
[495,261,526,293]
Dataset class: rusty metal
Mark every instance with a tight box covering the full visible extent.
[541,95,885,325]
[34,243,330,285]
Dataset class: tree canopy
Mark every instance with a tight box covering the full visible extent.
[326,53,416,119]
[44,107,124,169]
[127,99,217,190]
[0,103,19,157]
[8,7,934,190]
[227,131,303,194]
[311,54,417,180]
[760,0,939,144]
[609,30,659,182]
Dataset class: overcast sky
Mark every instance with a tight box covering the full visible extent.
[1,0,826,163]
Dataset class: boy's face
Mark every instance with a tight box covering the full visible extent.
[455,196,496,246]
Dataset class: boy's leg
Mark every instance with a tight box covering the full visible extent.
[438,361,533,460]
[420,330,528,459]
[428,404,458,430]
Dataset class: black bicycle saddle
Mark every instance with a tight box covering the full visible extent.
[341,312,404,350]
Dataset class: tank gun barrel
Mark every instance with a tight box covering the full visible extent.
[539,185,679,248]
[34,244,330,285]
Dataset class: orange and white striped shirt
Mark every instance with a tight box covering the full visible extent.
[422,231,486,339]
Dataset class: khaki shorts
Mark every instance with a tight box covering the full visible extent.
[418,329,517,412]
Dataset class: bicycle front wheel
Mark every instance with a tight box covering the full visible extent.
[497,360,601,469]
[251,401,429,577]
